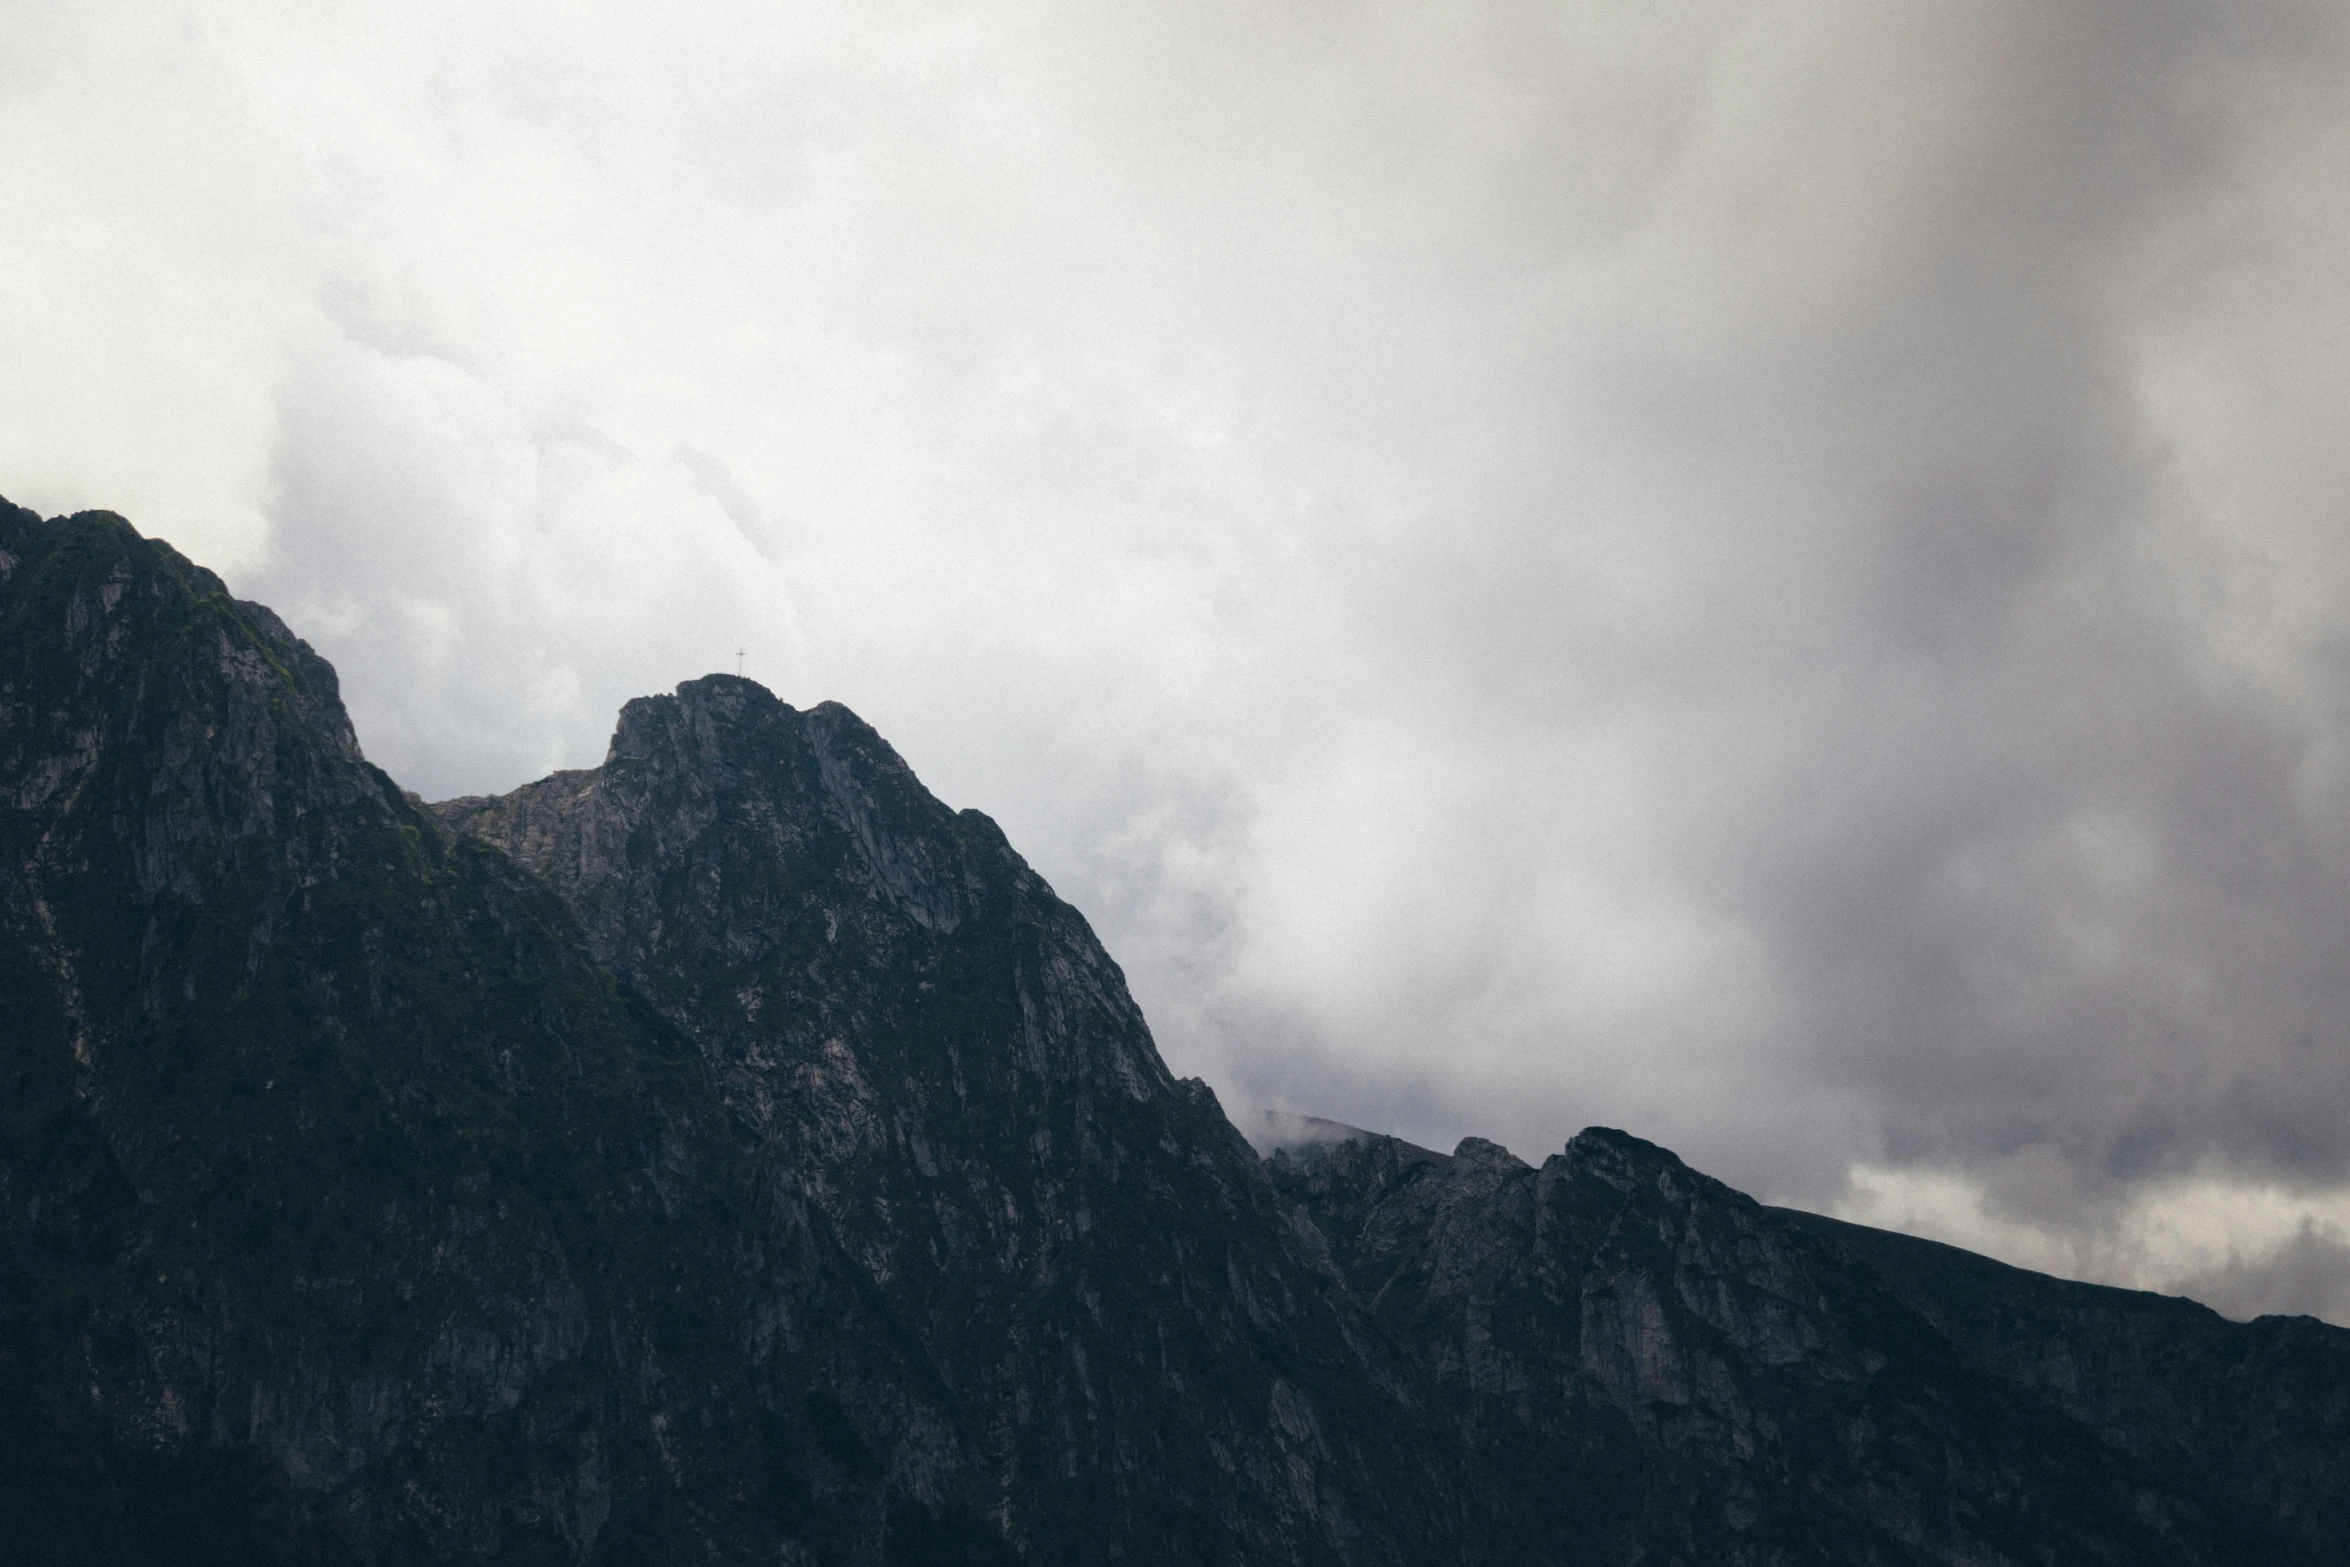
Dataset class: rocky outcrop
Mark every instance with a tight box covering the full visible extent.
[1778,1209,2350,1559]
[1268,1121,2345,1564]
[436,675,1450,1566]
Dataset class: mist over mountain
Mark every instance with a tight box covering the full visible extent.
[8,499,2350,1564]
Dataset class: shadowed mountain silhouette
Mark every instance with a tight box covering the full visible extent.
[5,499,2348,1564]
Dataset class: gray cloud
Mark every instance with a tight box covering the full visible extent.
[7,0,2350,1314]
[2175,1219,2350,1324]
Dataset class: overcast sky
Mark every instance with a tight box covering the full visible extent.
[10,0,2350,1321]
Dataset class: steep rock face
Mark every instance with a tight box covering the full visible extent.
[437,677,1450,1565]
[1268,1125,2272,1566]
[0,506,1032,1564]
[1779,1210,2350,1559]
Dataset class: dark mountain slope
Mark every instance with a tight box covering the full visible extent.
[0,502,1449,1564]
[11,496,2350,1566]
[0,505,1038,1563]
[1266,1124,2288,1566]
[1778,1208,2350,1559]
[435,676,1451,1565]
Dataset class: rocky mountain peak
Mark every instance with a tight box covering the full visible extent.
[432,661,1451,1561]
[11,499,2350,1565]
[1447,1134,1529,1172]
[606,669,782,765]
[1555,1122,1717,1203]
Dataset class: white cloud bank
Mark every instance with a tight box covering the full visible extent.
[8,0,2350,1320]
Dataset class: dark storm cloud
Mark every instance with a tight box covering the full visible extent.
[1287,2,2350,1199]
[7,0,2350,1310]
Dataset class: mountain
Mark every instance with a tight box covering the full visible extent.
[4,499,2348,1565]
[0,503,1440,1565]
[1264,1121,2350,1564]
[430,671,1452,1564]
